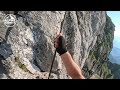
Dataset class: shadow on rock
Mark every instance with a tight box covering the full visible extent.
[0,27,13,78]
[31,22,58,73]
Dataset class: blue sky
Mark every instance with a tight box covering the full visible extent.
[107,11,120,64]
[107,11,120,37]
[107,11,120,27]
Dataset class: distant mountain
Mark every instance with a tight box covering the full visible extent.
[109,34,120,64]
[113,36,120,48]
[108,35,120,79]
[109,47,120,64]
[108,61,120,79]
[109,54,117,64]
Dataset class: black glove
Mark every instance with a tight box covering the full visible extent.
[56,36,67,55]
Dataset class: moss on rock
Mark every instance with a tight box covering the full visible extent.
[15,56,30,73]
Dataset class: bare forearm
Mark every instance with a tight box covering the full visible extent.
[54,34,85,79]
[61,51,85,79]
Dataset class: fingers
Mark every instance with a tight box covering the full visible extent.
[54,41,58,48]
[54,33,62,48]
[55,33,62,39]
[54,33,62,41]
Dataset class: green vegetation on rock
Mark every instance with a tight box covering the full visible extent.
[86,14,115,79]
[15,56,30,73]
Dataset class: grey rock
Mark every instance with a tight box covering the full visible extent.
[0,11,115,79]
[0,73,8,79]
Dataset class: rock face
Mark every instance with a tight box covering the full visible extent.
[108,61,120,79]
[82,15,115,79]
[0,11,115,79]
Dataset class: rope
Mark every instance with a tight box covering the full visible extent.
[48,18,64,79]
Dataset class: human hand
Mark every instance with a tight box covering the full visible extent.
[54,33,67,55]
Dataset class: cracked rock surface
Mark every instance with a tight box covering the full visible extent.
[0,11,114,79]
